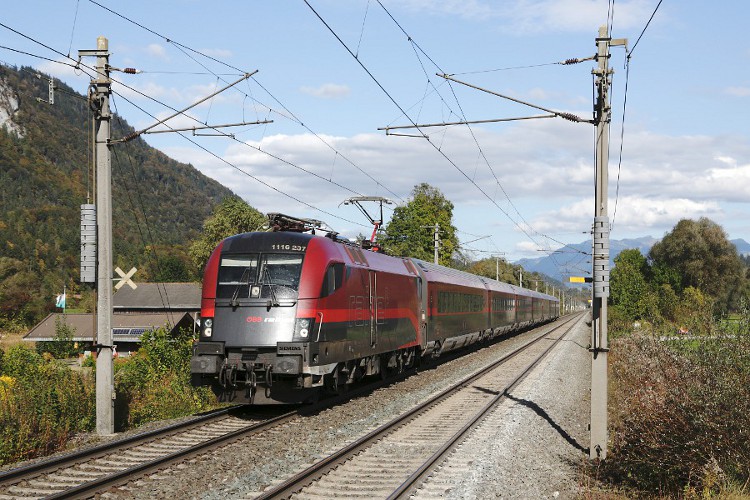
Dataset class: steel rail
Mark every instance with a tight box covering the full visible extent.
[255,314,581,499]
[389,313,584,499]
[0,405,239,485]
[50,409,301,500]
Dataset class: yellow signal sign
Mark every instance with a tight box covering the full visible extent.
[569,276,592,283]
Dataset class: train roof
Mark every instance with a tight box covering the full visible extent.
[410,258,558,302]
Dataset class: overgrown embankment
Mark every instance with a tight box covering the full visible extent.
[595,316,750,497]
[0,327,215,466]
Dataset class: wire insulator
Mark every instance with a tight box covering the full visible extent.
[122,131,140,142]
[557,112,584,123]
[122,67,140,74]
[562,58,580,65]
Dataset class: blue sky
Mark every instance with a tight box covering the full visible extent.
[2,1,749,268]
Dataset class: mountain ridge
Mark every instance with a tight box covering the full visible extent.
[517,236,750,282]
[0,64,235,325]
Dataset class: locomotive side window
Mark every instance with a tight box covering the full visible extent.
[217,254,259,299]
[321,262,345,297]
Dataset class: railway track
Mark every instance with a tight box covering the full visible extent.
[0,406,298,499]
[254,313,582,499]
[0,346,423,499]
[0,317,575,499]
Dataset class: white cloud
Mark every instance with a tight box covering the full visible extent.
[300,83,351,99]
[146,43,168,60]
[725,86,750,97]
[524,196,723,238]
[162,119,750,250]
[398,0,657,32]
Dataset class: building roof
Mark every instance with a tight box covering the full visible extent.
[23,312,195,343]
[113,282,201,311]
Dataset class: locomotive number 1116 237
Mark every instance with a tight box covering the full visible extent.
[271,244,306,252]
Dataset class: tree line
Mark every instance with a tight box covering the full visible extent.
[610,217,749,330]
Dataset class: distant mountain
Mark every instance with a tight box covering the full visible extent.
[732,238,750,256]
[518,235,750,282]
[516,236,658,283]
[0,64,235,325]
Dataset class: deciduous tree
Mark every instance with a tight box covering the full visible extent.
[189,197,265,273]
[649,218,746,314]
[382,183,458,266]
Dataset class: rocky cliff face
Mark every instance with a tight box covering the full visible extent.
[0,76,23,137]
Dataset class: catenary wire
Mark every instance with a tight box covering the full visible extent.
[110,99,175,324]
[0,19,388,224]
[85,0,405,205]
[370,1,583,262]
[628,0,663,58]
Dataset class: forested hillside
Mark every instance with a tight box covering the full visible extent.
[0,64,235,328]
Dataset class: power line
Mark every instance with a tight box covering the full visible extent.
[66,0,81,58]
[85,0,404,205]
[358,1,585,261]
[2,17,397,225]
[110,99,175,324]
[109,86,370,230]
[611,0,663,228]
[611,57,630,229]
[628,0,663,58]
[1,20,370,233]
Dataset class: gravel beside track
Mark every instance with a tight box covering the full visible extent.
[412,314,591,499]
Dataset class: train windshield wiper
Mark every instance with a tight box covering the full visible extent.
[262,265,280,307]
[230,266,253,307]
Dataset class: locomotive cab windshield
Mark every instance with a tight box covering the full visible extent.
[217,253,302,305]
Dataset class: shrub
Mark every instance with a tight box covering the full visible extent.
[114,327,214,430]
[2,344,44,378]
[601,322,750,496]
[37,316,80,359]
[0,345,94,465]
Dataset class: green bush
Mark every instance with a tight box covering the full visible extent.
[0,345,95,465]
[2,343,44,378]
[114,327,214,430]
[36,316,81,359]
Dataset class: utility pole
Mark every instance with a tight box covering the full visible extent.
[590,26,626,460]
[80,37,114,435]
[493,253,505,281]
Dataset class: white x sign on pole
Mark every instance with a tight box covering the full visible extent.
[114,266,138,290]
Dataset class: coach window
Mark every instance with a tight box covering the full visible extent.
[321,262,345,297]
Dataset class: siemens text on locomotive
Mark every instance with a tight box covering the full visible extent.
[190,214,559,404]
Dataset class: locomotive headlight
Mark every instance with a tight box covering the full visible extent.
[203,317,214,337]
[293,317,315,341]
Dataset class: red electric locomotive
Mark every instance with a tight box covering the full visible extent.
[190,214,559,404]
